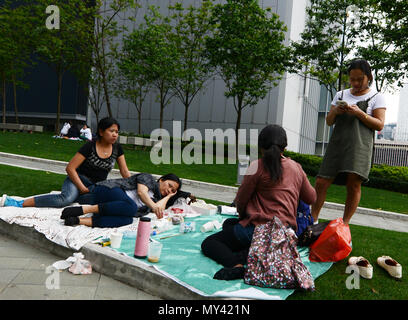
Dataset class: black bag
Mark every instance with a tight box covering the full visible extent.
[297,221,330,247]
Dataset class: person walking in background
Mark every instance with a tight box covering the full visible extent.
[201,124,316,280]
[1,117,131,208]
[311,59,386,225]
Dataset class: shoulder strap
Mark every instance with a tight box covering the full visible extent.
[366,91,379,102]
[340,90,344,100]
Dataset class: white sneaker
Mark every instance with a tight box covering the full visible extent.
[0,194,7,207]
[377,256,402,279]
[348,256,373,279]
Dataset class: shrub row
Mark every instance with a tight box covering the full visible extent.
[284,150,408,194]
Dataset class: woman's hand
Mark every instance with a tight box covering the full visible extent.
[79,187,90,195]
[345,104,364,117]
[152,203,166,219]
[188,194,197,205]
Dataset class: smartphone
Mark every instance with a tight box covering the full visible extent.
[336,100,348,108]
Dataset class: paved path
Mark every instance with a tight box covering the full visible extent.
[0,232,161,300]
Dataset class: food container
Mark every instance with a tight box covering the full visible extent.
[190,202,217,215]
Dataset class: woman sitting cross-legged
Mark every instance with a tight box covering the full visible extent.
[201,124,317,280]
[60,173,182,228]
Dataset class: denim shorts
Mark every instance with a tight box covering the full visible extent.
[233,222,255,247]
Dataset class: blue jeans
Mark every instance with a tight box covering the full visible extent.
[34,174,94,208]
[233,222,255,247]
[91,186,139,228]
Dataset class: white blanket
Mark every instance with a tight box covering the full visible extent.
[0,195,200,251]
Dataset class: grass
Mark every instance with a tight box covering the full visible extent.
[0,164,407,300]
[1,131,407,214]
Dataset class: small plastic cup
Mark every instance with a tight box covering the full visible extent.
[110,231,123,249]
[147,241,163,263]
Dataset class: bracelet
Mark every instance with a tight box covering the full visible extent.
[365,114,369,120]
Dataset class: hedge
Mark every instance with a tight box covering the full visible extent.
[284,150,408,194]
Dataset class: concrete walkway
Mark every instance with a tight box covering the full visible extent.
[0,232,160,300]
[0,151,407,300]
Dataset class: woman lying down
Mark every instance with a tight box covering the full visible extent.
[61,173,187,228]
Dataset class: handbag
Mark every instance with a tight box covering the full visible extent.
[295,200,314,237]
[297,221,330,247]
[244,216,315,290]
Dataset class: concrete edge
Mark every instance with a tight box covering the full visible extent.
[1,152,407,222]
[323,201,408,222]
[0,219,220,300]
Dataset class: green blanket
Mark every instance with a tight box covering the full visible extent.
[115,215,333,300]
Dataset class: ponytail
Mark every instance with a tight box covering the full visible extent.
[262,145,284,182]
[258,125,287,182]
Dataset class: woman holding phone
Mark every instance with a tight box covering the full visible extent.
[311,59,386,225]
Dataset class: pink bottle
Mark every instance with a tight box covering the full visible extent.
[134,217,151,258]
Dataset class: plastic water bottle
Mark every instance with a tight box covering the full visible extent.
[134,217,151,259]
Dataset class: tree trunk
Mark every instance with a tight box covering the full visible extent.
[235,97,243,159]
[2,75,6,126]
[101,69,112,118]
[183,93,190,132]
[12,74,18,124]
[56,71,63,134]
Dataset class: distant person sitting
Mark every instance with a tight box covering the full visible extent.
[65,123,80,139]
[80,124,92,141]
[60,121,72,137]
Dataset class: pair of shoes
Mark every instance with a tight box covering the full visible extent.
[348,256,373,279]
[61,206,84,219]
[0,194,23,208]
[64,216,80,226]
[348,256,402,279]
[377,256,402,279]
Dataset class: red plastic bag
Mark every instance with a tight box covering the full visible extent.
[309,218,352,262]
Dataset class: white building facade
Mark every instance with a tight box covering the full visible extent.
[395,84,408,142]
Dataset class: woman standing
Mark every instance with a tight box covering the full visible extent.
[201,125,316,280]
[311,59,386,225]
[1,117,131,208]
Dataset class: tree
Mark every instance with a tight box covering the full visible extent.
[129,6,179,129]
[292,0,360,100]
[89,0,138,118]
[169,0,215,132]
[0,1,35,125]
[114,35,151,135]
[32,0,94,133]
[206,0,290,148]
[293,0,408,99]
[352,0,407,92]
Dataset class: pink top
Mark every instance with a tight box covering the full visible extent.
[235,157,316,231]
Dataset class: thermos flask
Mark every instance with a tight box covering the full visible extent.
[134,217,151,258]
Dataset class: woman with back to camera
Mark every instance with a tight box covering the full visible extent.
[201,124,316,280]
[311,59,386,225]
[1,117,131,208]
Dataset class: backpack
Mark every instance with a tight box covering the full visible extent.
[296,200,314,237]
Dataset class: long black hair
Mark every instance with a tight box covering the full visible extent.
[347,59,373,87]
[258,124,287,182]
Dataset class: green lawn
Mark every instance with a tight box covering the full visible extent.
[1,131,407,214]
[0,164,406,300]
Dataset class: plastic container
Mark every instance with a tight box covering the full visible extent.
[110,231,123,249]
[134,217,151,259]
[147,242,163,263]
[190,202,217,215]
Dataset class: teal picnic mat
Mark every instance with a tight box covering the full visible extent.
[116,215,333,299]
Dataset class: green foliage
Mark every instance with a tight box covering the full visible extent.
[293,0,408,96]
[205,0,291,134]
[169,0,216,131]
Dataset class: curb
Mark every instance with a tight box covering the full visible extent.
[0,219,216,300]
[1,152,407,222]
